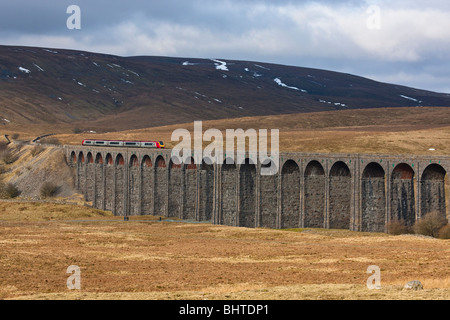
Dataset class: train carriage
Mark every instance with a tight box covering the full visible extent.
[82,139,165,148]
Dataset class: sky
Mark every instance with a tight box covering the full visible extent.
[1,0,450,93]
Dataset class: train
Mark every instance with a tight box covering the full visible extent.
[82,139,165,148]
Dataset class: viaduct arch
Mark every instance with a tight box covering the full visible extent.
[65,147,450,232]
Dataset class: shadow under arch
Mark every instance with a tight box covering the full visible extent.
[129,154,140,216]
[154,155,167,216]
[114,154,125,215]
[281,160,300,228]
[390,163,415,226]
[221,158,237,226]
[199,158,214,221]
[239,158,256,228]
[260,159,278,229]
[94,153,104,209]
[361,162,385,232]
[304,160,325,228]
[421,163,447,220]
[329,161,351,230]
[141,155,154,215]
[168,157,182,218]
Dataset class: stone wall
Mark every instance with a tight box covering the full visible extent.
[183,161,197,220]
[66,147,450,232]
[114,159,125,216]
[259,165,278,228]
[141,157,153,215]
[329,162,351,230]
[281,160,300,228]
[168,161,182,218]
[390,163,415,226]
[105,159,114,212]
[239,162,256,228]
[94,156,104,210]
[420,164,446,219]
[129,156,140,216]
[220,163,237,226]
[154,156,167,217]
[86,158,95,202]
[198,163,214,221]
[304,160,325,228]
[361,162,386,232]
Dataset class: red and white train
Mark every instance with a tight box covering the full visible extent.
[82,139,165,148]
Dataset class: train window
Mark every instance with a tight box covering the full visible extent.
[110,142,120,145]
[84,141,93,144]
[95,141,105,144]
[125,142,137,146]
[144,143,155,146]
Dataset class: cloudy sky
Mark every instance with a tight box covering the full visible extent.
[1,0,450,93]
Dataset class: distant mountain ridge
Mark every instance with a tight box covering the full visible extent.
[1,45,450,132]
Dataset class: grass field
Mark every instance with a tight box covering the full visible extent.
[0,202,448,300]
[1,107,449,301]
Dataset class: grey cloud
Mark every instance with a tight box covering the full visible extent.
[0,0,449,93]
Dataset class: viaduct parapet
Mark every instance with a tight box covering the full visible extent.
[64,146,450,232]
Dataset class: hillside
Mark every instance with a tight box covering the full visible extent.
[2,45,450,135]
[0,143,80,201]
[50,106,450,155]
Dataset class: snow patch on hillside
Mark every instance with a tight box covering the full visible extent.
[255,64,270,70]
[33,63,44,72]
[319,99,347,107]
[42,49,58,54]
[127,70,140,77]
[274,78,307,92]
[18,67,31,73]
[400,95,422,103]
[244,67,262,78]
[211,59,228,71]
[121,78,134,85]
[73,79,86,87]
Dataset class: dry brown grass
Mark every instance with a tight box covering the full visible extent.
[0,202,448,300]
[1,107,450,301]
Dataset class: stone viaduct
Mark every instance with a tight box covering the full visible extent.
[64,146,449,232]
